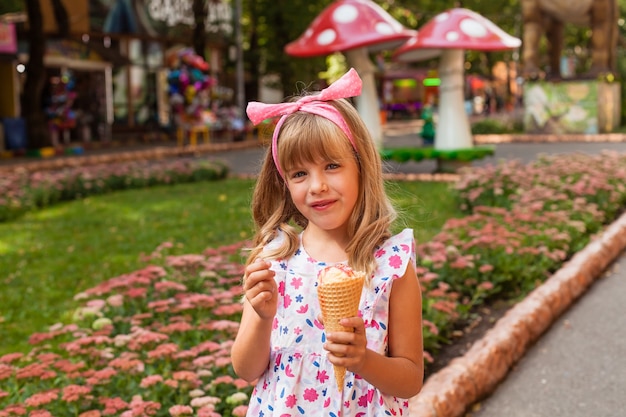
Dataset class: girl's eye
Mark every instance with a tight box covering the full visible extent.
[326,162,340,170]
[291,171,306,179]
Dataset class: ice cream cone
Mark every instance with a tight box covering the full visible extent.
[317,265,365,392]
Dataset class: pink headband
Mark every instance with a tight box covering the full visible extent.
[246,68,362,179]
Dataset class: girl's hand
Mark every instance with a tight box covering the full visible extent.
[323,316,368,375]
[243,258,277,320]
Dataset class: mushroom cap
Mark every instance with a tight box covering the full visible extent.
[394,8,521,62]
[285,0,416,57]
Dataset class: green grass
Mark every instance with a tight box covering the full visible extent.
[0,178,461,355]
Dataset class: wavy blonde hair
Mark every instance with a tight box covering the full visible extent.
[245,97,396,278]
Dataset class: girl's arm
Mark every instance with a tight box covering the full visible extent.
[325,264,424,398]
[230,259,278,382]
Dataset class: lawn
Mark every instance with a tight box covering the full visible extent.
[0,178,461,355]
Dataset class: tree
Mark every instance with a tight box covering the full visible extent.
[21,0,48,150]
[21,0,69,149]
[192,0,207,59]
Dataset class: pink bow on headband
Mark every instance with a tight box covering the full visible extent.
[246,68,362,125]
[245,68,363,179]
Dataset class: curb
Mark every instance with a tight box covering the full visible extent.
[474,133,626,144]
[409,211,626,417]
[0,140,263,174]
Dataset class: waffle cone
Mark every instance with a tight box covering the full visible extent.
[317,266,365,392]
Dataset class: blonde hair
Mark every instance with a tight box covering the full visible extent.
[246,97,396,278]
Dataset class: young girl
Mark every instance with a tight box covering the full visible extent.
[231,68,424,416]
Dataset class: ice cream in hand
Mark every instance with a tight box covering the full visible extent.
[317,264,365,392]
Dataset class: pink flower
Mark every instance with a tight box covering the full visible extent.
[388,254,402,269]
[99,396,129,415]
[422,320,439,336]
[61,384,92,402]
[316,370,330,383]
[303,388,319,402]
[290,277,303,289]
[78,411,102,417]
[233,378,252,389]
[0,352,24,364]
[232,405,248,417]
[29,410,53,417]
[285,394,297,408]
[173,371,199,383]
[197,407,221,417]
[24,389,60,407]
[106,294,124,307]
[0,364,14,380]
[283,294,292,309]
[168,405,193,416]
[140,374,164,388]
[478,281,494,290]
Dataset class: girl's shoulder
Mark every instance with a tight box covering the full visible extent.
[264,228,286,251]
[373,228,416,279]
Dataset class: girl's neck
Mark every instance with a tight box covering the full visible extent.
[302,227,349,264]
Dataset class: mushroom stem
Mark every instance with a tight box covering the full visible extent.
[345,47,383,147]
[436,49,473,150]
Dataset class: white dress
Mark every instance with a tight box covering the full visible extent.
[246,228,416,417]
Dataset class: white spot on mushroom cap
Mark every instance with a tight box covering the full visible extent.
[445,31,460,42]
[333,4,358,24]
[459,18,488,38]
[435,12,450,23]
[375,22,394,35]
[502,35,521,47]
[317,29,337,46]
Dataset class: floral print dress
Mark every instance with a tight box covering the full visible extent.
[246,228,416,417]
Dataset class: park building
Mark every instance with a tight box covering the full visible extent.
[0,0,240,153]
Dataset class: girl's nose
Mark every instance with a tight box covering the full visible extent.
[309,174,328,193]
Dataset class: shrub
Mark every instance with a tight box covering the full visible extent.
[470,119,511,134]
[0,160,229,223]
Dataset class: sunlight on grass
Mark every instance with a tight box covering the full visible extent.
[0,178,458,354]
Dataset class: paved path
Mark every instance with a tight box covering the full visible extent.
[470,253,626,417]
[208,135,626,177]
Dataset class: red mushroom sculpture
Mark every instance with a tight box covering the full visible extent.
[285,0,416,147]
[394,8,521,150]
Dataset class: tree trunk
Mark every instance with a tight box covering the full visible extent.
[50,0,69,37]
[192,0,207,59]
[22,0,49,149]
[247,0,261,102]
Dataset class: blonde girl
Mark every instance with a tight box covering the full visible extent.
[231,68,423,417]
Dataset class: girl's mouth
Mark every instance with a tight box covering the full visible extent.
[311,200,334,210]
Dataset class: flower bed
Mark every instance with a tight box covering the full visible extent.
[1,151,625,416]
[0,159,229,223]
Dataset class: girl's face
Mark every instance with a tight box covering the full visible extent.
[285,155,359,235]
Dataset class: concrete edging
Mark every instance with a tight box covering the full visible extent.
[0,140,263,174]
[474,133,626,144]
[409,211,626,417]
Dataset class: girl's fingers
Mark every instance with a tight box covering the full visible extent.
[246,280,275,301]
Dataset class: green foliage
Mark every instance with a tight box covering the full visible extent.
[0,0,23,14]
[380,146,495,163]
[470,119,512,134]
